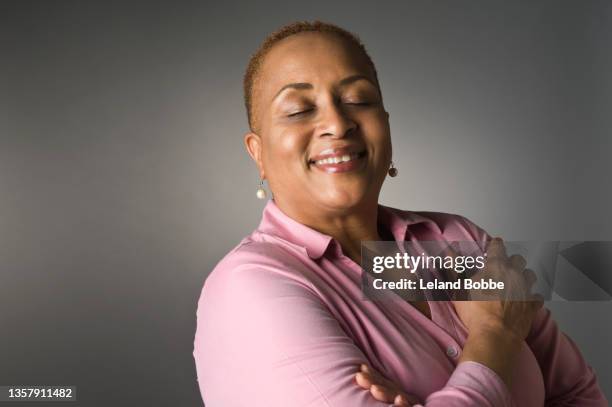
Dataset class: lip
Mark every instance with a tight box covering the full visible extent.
[308,146,367,174]
[309,146,365,162]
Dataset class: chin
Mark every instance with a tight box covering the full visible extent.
[315,187,371,211]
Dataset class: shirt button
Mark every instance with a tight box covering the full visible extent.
[446,345,459,358]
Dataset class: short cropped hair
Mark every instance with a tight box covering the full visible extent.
[243,20,380,133]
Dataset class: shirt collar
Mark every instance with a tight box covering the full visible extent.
[256,199,442,260]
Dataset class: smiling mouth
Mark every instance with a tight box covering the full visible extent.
[308,150,367,173]
[309,151,365,165]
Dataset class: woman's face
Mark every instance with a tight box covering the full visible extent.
[245,32,391,214]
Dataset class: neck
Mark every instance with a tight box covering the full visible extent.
[274,197,382,264]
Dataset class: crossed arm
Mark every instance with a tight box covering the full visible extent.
[194,257,607,406]
[356,306,608,406]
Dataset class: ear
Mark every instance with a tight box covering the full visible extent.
[244,131,265,179]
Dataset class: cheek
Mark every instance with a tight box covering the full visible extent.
[279,133,307,156]
[361,115,391,155]
[264,130,309,167]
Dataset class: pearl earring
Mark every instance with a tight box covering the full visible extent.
[256,179,267,200]
[388,161,398,177]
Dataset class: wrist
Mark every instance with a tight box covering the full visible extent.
[460,326,523,388]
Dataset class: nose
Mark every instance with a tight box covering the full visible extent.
[316,100,357,139]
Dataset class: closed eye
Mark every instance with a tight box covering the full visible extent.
[345,101,372,106]
[287,108,314,117]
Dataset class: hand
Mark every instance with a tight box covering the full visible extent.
[452,237,544,386]
[354,363,421,406]
[453,237,543,340]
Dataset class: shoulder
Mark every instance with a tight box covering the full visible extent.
[385,205,492,249]
[198,236,318,307]
[213,234,314,278]
[419,210,490,239]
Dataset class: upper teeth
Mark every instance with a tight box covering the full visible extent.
[314,153,359,166]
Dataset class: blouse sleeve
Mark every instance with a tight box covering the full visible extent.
[525,307,608,406]
[193,261,518,407]
[193,263,396,407]
[456,214,608,406]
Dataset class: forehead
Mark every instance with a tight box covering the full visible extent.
[256,32,376,99]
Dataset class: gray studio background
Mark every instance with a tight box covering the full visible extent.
[1,0,610,405]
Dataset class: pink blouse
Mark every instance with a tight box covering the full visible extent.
[193,199,607,406]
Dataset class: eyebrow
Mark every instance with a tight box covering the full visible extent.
[272,74,377,102]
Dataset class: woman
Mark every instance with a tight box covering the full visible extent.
[193,21,607,406]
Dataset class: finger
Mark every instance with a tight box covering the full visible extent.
[404,393,423,405]
[508,254,527,271]
[394,393,411,406]
[396,393,422,406]
[355,372,373,389]
[523,268,537,286]
[530,293,545,310]
[515,269,536,300]
[361,364,385,384]
[486,237,507,260]
[362,363,410,403]
[370,384,396,403]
